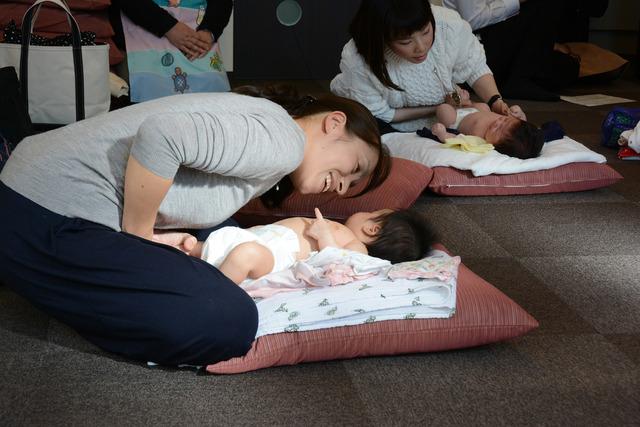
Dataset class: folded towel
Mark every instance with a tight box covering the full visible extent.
[383,133,606,177]
[443,134,494,154]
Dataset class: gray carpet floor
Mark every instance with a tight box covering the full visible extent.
[2,72,640,425]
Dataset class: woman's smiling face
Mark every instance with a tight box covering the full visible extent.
[289,131,379,196]
[388,23,434,64]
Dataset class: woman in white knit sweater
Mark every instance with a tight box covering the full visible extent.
[330,0,524,133]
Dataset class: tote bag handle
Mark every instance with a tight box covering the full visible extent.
[20,0,85,122]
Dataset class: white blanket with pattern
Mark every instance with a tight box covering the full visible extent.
[251,249,459,338]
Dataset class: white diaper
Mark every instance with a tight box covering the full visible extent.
[200,224,300,274]
[452,107,479,130]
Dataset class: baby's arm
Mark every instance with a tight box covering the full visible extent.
[306,208,368,254]
[305,208,339,250]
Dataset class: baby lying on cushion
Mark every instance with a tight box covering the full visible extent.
[190,207,436,285]
[428,87,545,160]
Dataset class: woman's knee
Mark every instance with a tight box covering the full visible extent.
[150,283,258,365]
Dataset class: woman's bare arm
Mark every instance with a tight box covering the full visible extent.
[392,105,438,123]
[122,156,173,240]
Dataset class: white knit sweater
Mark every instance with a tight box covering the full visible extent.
[330,6,492,132]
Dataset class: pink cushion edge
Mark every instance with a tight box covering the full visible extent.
[428,163,623,196]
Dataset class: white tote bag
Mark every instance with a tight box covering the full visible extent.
[0,0,110,125]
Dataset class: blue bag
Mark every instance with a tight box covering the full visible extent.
[601,106,640,148]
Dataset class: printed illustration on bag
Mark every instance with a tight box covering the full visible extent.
[161,52,175,66]
[121,0,230,102]
[209,52,223,71]
[172,67,189,93]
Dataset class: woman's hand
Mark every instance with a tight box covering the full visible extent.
[152,231,199,255]
[165,22,210,60]
[491,98,511,116]
[508,104,527,121]
[305,208,338,249]
[192,30,214,59]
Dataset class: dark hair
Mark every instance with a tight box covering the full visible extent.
[350,0,435,91]
[365,207,437,264]
[233,85,392,208]
[494,120,545,160]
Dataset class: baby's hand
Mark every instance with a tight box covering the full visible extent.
[458,88,470,101]
[305,208,337,248]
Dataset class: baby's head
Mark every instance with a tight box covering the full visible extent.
[345,207,436,263]
[484,116,544,160]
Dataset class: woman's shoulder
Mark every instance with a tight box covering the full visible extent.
[431,4,475,54]
[181,92,287,113]
[433,4,471,33]
[140,92,287,117]
[339,39,368,69]
[432,4,464,23]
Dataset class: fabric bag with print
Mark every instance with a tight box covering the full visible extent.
[121,0,230,103]
[0,0,110,125]
[601,106,640,148]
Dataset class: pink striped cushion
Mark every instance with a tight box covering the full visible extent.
[428,163,622,196]
[206,245,538,374]
[233,157,432,226]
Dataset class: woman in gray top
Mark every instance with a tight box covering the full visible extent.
[0,85,391,367]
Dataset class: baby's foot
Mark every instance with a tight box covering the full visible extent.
[431,123,447,142]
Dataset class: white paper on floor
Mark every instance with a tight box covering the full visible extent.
[560,94,635,107]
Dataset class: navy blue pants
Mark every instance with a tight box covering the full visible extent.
[0,182,258,366]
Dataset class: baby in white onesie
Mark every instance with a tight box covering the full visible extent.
[191,207,436,285]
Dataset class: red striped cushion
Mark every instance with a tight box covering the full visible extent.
[206,245,537,374]
[428,163,622,196]
[233,157,432,226]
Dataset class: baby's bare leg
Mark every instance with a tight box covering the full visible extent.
[435,103,458,127]
[219,242,275,284]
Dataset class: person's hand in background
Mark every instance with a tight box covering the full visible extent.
[165,21,209,60]
[192,30,214,59]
